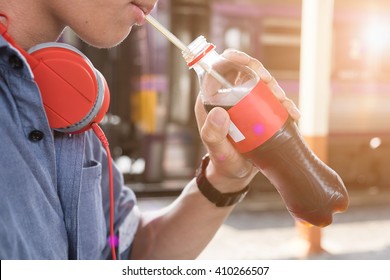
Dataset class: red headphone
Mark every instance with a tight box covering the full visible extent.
[0,18,110,133]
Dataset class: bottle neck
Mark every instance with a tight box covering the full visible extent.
[187,43,216,68]
[182,35,216,69]
[183,35,256,91]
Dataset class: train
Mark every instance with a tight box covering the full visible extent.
[73,0,390,193]
[209,0,390,191]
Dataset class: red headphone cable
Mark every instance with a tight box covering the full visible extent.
[91,123,117,260]
[0,14,39,69]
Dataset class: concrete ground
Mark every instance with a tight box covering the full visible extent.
[136,188,390,260]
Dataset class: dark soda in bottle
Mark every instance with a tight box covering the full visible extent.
[184,36,349,227]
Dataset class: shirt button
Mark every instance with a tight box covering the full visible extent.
[28,130,44,142]
[9,55,24,69]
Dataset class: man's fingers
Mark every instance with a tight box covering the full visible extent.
[199,107,236,163]
[221,49,301,121]
[282,98,301,121]
[221,49,272,82]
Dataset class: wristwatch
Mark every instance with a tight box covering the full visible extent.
[195,154,250,207]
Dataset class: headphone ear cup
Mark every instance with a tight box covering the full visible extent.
[91,69,110,130]
[28,42,110,133]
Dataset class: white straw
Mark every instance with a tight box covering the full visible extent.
[145,15,233,89]
[145,15,188,52]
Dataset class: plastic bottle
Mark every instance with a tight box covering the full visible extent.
[183,36,349,227]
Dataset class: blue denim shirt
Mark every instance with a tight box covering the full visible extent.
[0,36,140,259]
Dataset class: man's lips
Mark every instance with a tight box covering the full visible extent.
[133,1,155,16]
[132,1,155,25]
[132,4,146,25]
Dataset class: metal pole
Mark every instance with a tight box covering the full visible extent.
[297,0,335,256]
[168,0,211,172]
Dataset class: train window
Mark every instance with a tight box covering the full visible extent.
[224,26,251,52]
[333,16,390,81]
[259,17,301,79]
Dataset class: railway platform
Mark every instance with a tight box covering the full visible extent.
[136,187,390,260]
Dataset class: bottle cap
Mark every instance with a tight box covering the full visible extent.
[183,36,215,68]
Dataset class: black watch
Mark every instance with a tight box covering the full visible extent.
[196,154,250,207]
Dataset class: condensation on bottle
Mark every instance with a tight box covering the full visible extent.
[183,35,349,227]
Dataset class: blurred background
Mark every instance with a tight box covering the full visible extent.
[64,0,390,259]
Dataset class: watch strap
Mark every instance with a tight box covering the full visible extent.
[196,154,250,207]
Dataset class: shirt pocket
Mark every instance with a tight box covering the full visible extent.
[78,160,107,259]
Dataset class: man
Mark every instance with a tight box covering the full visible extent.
[0,0,300,259]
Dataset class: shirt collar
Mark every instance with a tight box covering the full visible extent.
[0,34,9,48]
[0,34,34,78]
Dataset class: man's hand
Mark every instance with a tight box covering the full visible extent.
[195,49,300,194]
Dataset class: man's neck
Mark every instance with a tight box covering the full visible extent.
[0,1,64,50]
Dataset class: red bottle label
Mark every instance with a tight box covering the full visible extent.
[227,81,289,153]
